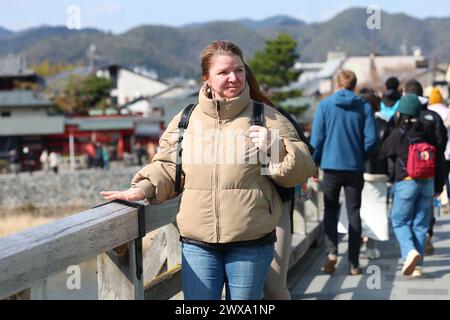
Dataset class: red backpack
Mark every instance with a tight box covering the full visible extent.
[400,129,436,179]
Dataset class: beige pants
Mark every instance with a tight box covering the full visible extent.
[263,201,292,300]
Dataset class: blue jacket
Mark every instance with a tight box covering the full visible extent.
[311,90,378,171]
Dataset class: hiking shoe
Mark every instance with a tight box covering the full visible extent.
[402,249,421,276]
[366,248,381,260]
[425,234,434,255]
[321,254,337,274]
[349,266,362,276]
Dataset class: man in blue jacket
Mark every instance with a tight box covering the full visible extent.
[311,70,377,275]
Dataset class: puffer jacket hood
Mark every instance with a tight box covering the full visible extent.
[131,83,317,244]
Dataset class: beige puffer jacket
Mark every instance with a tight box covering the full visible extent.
[132,84,317,243]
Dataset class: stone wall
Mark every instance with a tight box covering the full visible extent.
[0,167,142,209]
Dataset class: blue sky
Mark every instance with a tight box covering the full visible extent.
[0,0,448,33]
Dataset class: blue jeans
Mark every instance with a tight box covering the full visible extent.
[391,179,433,265]
[181,242,274,300]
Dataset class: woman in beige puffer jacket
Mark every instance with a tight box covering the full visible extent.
[101,40,316,300]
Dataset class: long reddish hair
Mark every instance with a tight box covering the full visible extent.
[244,63,275,108]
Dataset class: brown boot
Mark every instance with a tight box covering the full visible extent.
[321,254,337,274]
[425,234,434,255]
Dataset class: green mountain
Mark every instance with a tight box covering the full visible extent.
[0,8,449,79]
[0,27,13,40]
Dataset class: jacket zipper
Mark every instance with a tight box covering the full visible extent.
[213,100,221,242]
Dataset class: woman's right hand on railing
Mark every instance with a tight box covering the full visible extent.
[100,187,145,201]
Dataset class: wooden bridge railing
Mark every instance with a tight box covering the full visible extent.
[0,180,323,300]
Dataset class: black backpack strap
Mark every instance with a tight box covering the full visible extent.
[175,104,197,195]
[252,101,264,126]
[275,106,315,155]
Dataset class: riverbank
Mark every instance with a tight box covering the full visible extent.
[0,205,90,237]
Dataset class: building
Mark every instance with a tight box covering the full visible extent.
[96,64,169,106]
[120,85,199,122]
[341,50,428,90]
[0,90,65,170]
[293,51,347,96]
[0,55,43,90]
[0,57,164,172]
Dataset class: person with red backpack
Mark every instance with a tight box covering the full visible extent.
[381,94,442,277]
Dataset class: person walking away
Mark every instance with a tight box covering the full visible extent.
[379,77,403,200]
[381,94,442,277]
[358,88,390,259]
[100,40,316,300]
[102,144,110,171]
[40,149,49,172]
[94,143,104,170]
[9,149,20,174]
[404,80,448,256]
[49,151,59,174]
[379,77,402,121]
[310,70,378,276]
[23,147,34,174]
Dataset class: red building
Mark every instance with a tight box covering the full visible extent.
[47,115,163,162]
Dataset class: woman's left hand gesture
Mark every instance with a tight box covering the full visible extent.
[249,125,271,153]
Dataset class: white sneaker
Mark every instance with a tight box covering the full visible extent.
[402,249,421,276]
[410,267,423,278]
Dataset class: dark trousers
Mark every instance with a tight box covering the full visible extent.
[322,170,364,267]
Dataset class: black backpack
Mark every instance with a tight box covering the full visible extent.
[174,101,315,232]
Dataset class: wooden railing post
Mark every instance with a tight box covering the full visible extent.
[97,200,146,300]
[97,239,144,300]
[30,280,48,300]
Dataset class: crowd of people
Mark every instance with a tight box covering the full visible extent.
[311,72,448,278]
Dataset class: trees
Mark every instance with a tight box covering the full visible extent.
[248,33,300,93]
[31,60,80,78]
[53,74,112,115]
